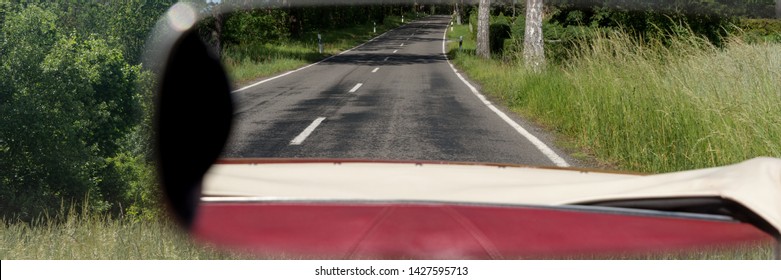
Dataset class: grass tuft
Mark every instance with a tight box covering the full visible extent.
[0,204,247,259]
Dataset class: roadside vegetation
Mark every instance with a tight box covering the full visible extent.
[448,3,781,173]
[1,0,173,224]
[0,205,246,259]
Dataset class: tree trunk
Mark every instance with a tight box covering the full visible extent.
[476,0,490,59]
[211,3,223,58]
[455,2,461,25]
[776,0,780,19]
[523,0,544,72]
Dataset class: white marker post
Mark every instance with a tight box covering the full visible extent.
[317,33,323,54]
[402,15,404,23]
[373,22,376,34]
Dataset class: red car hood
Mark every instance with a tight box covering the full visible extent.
[193,157,781,258]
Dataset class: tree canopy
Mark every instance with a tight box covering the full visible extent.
[0,1,173,221]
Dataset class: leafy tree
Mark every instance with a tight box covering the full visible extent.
[0,0,10,29]
[54,0,176,64]
[223,8,289,46]
[0,4,145,221]
[107,0,178,64]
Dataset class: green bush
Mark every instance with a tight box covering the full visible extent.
[468,9,477,40]
[223,9,290,46]
[0,4,149,221]
[489,13,511,54]
[737,19,781,43]
[548,4,736,46]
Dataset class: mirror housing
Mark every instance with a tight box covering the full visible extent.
[154,8,233,227]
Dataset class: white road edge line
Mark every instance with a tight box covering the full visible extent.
[289,117,326,145]
[232,24,404,93]
[349,83,363,93]
[372,67,379,73]
[440,23,570,168]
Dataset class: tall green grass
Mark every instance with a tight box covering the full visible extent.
[0,205,246,259]
[448,24,781,173]
[224,15,419,85]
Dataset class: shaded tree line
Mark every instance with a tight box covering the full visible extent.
[198,1,436,55]
[0,1,176,222]
[460,0,778,64]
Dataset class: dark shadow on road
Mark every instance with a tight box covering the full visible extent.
[321,53,446,66]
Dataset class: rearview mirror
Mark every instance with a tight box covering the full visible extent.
[153,3,233,228]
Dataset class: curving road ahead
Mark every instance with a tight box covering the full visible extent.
[222,15,575,168]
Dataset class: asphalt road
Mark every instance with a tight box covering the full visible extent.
[223,15,575,167]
